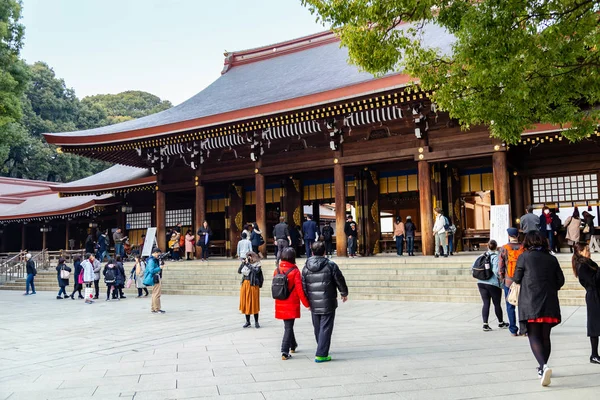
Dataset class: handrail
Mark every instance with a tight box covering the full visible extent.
[0,251,26,283]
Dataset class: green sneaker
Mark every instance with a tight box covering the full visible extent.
[315,356,332,363]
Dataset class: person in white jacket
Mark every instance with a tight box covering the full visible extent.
[433,208,449,258]
[81,253,101,303]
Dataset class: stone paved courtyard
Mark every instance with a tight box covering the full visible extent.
[1,290,599,400]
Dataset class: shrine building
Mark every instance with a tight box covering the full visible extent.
[1,22,599,256]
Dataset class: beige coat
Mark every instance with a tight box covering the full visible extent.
[564,216,581,244]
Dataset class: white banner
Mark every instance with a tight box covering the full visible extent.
[142,227,157,257]
[490,205,510,247]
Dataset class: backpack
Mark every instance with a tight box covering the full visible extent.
[503,243,525,278]
[78,269,84,285]
[472,253,493,280]
[322,227,332,241]
[271,267,295,300]
[104,266,116,283]
[443,216,450,232]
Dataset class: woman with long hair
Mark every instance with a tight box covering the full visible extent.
[572,243,600,364]
[564,207,582,253]
[514,231,565,386]
[274,247,310,360]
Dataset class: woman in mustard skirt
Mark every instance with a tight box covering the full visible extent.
[238,252,263,328]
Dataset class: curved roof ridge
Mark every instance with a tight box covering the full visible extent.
[231,29,333,56]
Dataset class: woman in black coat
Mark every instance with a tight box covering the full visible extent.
[69,256,84,299]
[55,257,72,300]
[113,255,126,299]
[513,231,565,386]
[572,243,600,364]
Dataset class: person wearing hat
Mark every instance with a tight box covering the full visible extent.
[143,247,165,314]
[405,216,416,256]
[499,227,525,336]
[24,253,36,295]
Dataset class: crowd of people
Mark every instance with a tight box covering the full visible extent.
[471,228,599,387]
[520,205,597,254]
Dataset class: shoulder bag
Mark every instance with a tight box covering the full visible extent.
[60,265,70,279]
[507,282,520,306]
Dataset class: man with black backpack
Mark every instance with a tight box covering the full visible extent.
[322,222,334,257]
[302,241,349,363]
[499,228,525,336]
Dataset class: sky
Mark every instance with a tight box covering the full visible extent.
[21,0,328,105]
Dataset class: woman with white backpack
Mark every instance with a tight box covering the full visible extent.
[55,257,71,300]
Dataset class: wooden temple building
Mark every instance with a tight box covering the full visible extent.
[1,22,599,256]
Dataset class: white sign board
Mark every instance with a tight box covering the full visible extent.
[490,205,510,247]
[141,227,157,257]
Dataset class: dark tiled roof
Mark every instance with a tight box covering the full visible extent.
[56,165,151,188]
[45,22,454,140]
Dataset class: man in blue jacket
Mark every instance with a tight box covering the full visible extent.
[144,248,165,314]
[302,214,320,258]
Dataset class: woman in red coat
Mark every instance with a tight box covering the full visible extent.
[274,247,310,360]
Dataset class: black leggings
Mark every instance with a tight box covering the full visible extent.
[527,322,553,368]
[477,283,504,324]
[137,287,149,296]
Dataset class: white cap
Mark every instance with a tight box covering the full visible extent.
[406,216,412,219]
[25,253,32,259]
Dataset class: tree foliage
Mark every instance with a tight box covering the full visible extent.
[82,91,172,125]
[301,0,600,143]
[0,0,27,164]
[2,62,172,182]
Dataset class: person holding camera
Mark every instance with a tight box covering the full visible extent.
[143,247,165,314]
[238,251,264,328]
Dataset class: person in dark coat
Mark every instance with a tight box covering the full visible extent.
[321,222,334,257]
[85,234,95,254]
[582,211,596,242]
[250,223,263,255]
[302,214,319,258]
[289,225,302,256]
[55,257,72,299]
[539,206,559,255]
[112,255,126,299]
[302,241,349,363]
[69,256,84,299]
[24,253,36,295]
[197,220,212,261]
[274,247,310,360]
[513,231,565,386]
[404,216,416,256]
[572,243,600,364]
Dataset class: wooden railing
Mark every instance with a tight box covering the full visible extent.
[0,252,26,283]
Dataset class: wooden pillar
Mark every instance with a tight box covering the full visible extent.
[522,176,532,209]
[65,220,70,250]
[156,190,166,251]
[492,151,510,205]
[334,159,347,257]
[418,160,434,255]
[228,184,244,258]
[363,169,380,255]
[281,178,302,233]
[42,229,47,251]
[512,173,524,226]
[21,223,26,250]
[194,181,206,259]
[255,171,267,257]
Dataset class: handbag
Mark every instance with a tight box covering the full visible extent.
[126,274,133,289]
[583,225,590,234]
[507,282,520,306]
[84,286,94,300]
[60,265,70,280]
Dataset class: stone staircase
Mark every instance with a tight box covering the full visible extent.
[0,254,590,305]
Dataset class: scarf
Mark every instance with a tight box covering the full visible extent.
[544,213,552,225]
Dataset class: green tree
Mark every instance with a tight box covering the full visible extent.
[82,91,172,125]
[302,0,600,143]
[0,0,27,164]
[2,62,173,182]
